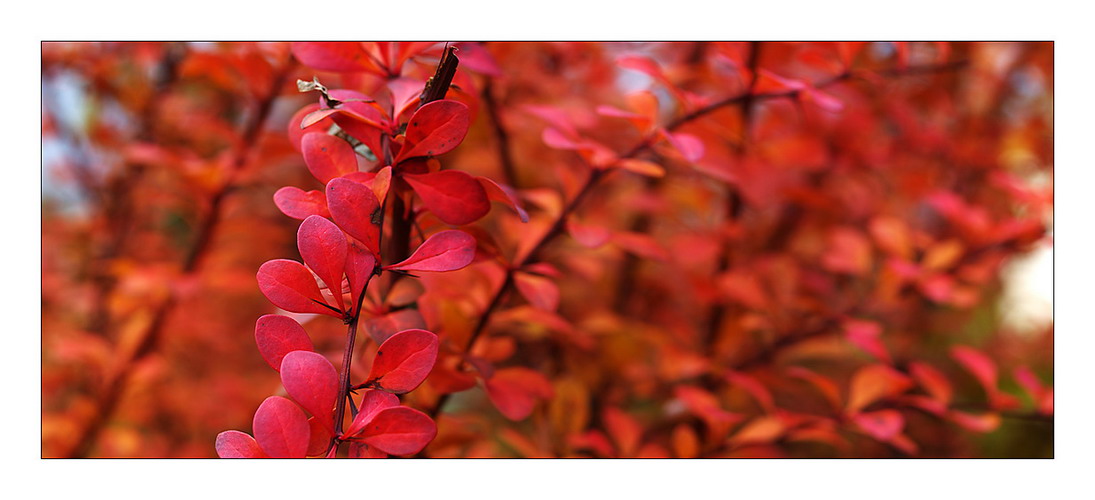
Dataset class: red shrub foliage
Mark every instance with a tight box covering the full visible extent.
[41,41,1052,458]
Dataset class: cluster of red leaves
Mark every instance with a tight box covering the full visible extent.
[42,42,1052,458]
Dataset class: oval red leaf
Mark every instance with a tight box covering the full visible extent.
[257,259,342,318]
[280,351,340,434]
[395,100,471,163]
[301,133,358,184]
[273,186,330,220]
[291,42,377,73]
[254,314,314,372]
[385,230,476,273]
[306,417,333,457]
[485,367,554,421]
[366,329,439,393]
[477,176,529,223]
[344,241,377,315]
[343,389,400,437]
[215,430,267,458]
[297,215,349,311]
[252,396,310,458]
[288,103,332,152]
[326,178,382,258]
[403,170,490,226]
[360,406,437,456]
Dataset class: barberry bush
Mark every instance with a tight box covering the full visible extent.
[42,41,1052,458]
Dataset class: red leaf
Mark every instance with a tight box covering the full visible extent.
[360,407,438,456]
[477,176,529,222]
[273,187,330,220]
[301,133,358,184]
[306,417,332,456]
[852,409,904,441]
[403,170,490,226]
[366,329,439,393]
[254,314,314,372]
[344,389,400,437]
[485,367,554,421]
[280,351,340,434]
[326,177,382,258]
[396,100,471,163]
[364,308,428,344]
[344,241,377,315]
[297,216,349,311]
[567,218,611,248]
[291,42,377,73]
[909,361,953,406]
[288,103,332,152]
[846,364,914,414]
[661,131,704,162]
[514,272,560,311]
[257,259,341,318]
[252,396,310,458]
[385,230,476,273]
[843,319,891,364]
[603,407,643,457]
[215,430,267,458]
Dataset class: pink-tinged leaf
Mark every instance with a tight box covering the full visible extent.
[514,272,560,311]
[288,104,331,152]
[273,187,330,220]
[366,329,440,393]
[615,158,665,178]
[386,230,476,273]
[292,42,377,73]
[306,417,332,456]
[403,170,491,226]
[453,42,503,77]
[252,396,310,458]
[215,430,267,458]
[257,259,341,318]
[297,215,349,311]
[843,319,891,364]
[364,308,428,345]
[753,69,808,94]
[344,242,377,315]
[485,367,554,421]
[326,178,382,258]
[567,219,611,248]
[661,131,704,162]
[950,345,997,393]
[477,177,529,222]
[387,77,426,121]
[301,133,358,184]
[301,108,342,129]
[360,407,438,456]
[396,100,471,163]
[909,361,953,406]
[951,345,1020,410]
[254,314,314,372]
[804,87,844,112]
[344,389,400,437]
[280,351,340,434]
[523,104,579,137]
[852,410,904,441]
[846,364,914,413]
